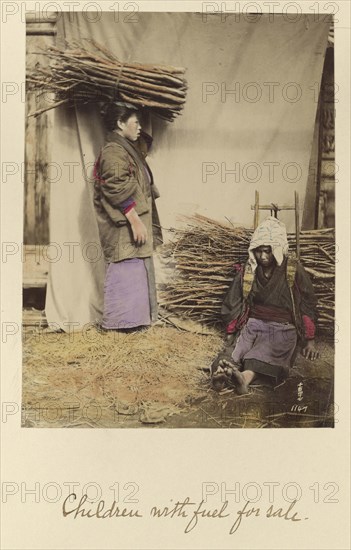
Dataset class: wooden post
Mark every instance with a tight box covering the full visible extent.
[295,191,300,260]
[254,190,259,229]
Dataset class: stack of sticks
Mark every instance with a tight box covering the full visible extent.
[160,215,335,337]
[27,40,187,121]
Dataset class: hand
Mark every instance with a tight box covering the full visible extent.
[302,340,320,361]
[125,208,147,245]
[131,219,147,245]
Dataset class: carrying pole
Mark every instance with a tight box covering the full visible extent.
[251,191,301,260]
[295,191,300,260]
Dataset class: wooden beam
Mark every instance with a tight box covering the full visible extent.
[23,308,47,327]
[23,245,49,289]
[251,204,296,211]
[26,27,57,35]
[253,190,259,229]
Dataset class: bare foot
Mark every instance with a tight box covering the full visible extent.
[218,360,249,395]
[218,358,236,375]
[230,367,249,395]
[211,360,235,391]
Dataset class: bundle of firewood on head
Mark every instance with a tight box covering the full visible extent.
[26,39,187,121]
[160,215,335,338]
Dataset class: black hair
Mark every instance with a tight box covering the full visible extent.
[102,102,140,132]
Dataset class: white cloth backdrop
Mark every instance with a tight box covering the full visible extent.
[45,12,330,330]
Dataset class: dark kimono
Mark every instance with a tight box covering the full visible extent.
[221,258,318,382]
[93,131,162,329]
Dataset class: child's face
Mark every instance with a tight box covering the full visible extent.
[117,114,141,142]
[254,245,275,267]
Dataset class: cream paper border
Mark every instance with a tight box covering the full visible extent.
[1,1,350,549]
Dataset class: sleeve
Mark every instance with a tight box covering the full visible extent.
[221,267,244,333]
[119,196,136,214]
[295,262,318,339]
[99,143,139,208]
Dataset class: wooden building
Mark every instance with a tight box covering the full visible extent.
[24,13,56,322]
[23,15,335,322]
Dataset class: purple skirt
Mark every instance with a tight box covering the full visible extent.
[102,258,157,330]
[232,318,297,380]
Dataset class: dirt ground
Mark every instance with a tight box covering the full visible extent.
[22,324,334,429]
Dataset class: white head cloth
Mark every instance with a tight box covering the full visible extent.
[248,216,289,272]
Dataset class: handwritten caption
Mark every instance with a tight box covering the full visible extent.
[62,493,307,534]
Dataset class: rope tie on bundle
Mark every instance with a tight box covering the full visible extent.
[114,62,125,100]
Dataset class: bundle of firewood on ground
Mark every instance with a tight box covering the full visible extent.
[26,39,187,121]
[160,215,335,338]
